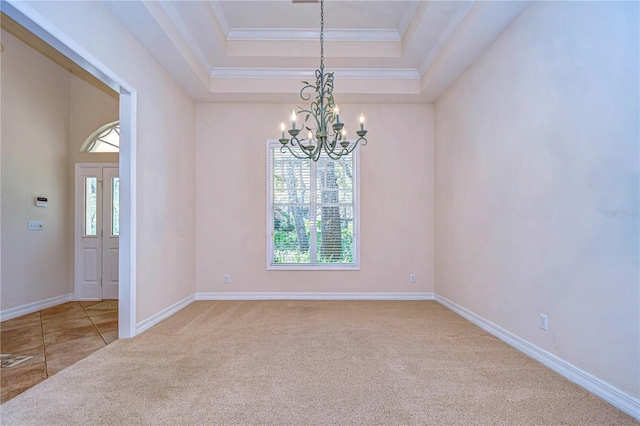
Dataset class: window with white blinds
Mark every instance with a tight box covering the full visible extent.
[267,140,360,270]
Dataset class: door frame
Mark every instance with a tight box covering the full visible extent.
[3,0,138,338]
[74,163,119,301]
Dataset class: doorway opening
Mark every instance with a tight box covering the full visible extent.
[3,2,138,338]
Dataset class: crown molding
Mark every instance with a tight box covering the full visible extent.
[211,67,419,80]
[418,0,475,77]
[397,1,421,40]
[227,28,401,42]
[208,1,230,37]
[157,1,214,73]
[140,0,211,88]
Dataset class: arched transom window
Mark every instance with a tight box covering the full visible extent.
[80,121,119,153]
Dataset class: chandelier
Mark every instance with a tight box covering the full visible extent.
[278,0,368,161]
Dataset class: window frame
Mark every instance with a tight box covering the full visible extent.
[80,120,120,153]
[266,139,360,271]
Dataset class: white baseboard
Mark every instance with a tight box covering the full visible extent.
[135,294,195,335]
[0,293,75,322]
[134,292,432,335]
[435,294,640,420]
[196,292,435,301]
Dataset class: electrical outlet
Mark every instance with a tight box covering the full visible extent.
[539,314,548,331]
[410,274,416,283]
[224,274,230,283]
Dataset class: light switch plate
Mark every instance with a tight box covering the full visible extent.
[28,220,44,230]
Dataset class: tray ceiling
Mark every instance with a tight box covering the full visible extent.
[103,1,531,103]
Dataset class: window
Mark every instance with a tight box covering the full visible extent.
[80,121,119,153]
[84,177,98,236]
[112,177,120,236]
[267,140,359,270]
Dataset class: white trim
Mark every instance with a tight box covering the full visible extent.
[211,67,419,80]
[266,139,361,271]
[264,264,361,271]
[135,291,434,334]
[196,292,435,301]
[435,295,640,421]
[0,294,74,322]
[397,1,421,40]
[418,1,475,77]
[74,163,118,301]
[135,294,196,335]
[3,1,135,95]
[79,121,119,153]
[227,28,400,42]
[118,92,137,339]
[208,1,230,37]
[157,0,214,73]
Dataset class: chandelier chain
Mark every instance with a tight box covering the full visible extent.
[320,0,324,69]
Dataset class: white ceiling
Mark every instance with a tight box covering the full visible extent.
[103,1,531,103]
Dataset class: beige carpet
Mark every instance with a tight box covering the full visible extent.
[0,301,636,425]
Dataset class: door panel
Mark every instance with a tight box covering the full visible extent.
[82,248,99,281]
[109,249,119,280]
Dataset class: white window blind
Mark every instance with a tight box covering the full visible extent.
[267,140,360,270]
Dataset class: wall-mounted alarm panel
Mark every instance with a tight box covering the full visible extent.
[35,196,48,207]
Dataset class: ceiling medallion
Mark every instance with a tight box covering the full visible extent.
[278,0,368,161]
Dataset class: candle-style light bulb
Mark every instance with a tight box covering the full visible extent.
[291,110,297,130]
[280,122,286,139]
[359,113,365,131]
[307,130,313,141]
[341,128,346,139]
[334,105,340,124]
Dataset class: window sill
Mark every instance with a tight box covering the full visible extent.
[267,263,360,271]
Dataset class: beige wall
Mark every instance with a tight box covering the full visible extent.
[1,29,72,310]
[24,0,197,322]
[69,75,119,164]
[435,1,639,397]
[196,103,434,294]
[1,28,120,313]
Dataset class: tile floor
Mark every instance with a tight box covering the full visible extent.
[0,301,118,404]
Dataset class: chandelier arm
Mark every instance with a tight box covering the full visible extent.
[310,142,323,161]
[334,137,367,159]
[299,82,316,101]
[288,136,302,147]
[324,140,355,160]
[324,151,343,161]
[323,146,343,160]
[280,143,314,160]
[329,132,347,155]
[298,105,322,133]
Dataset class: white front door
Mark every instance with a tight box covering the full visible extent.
[75,164,119,300]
